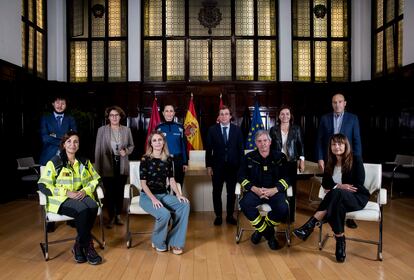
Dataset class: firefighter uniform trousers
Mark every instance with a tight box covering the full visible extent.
[240,191,289,237]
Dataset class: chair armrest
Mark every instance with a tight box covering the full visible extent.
[379,188,387,205]
[124,184,132,199]
[96,186,104,200]
[235,183,241,195]
[37,190,47,206]
[318,186,326,199]
[384,161,397,165]
[17,167,30,171]
[286,186,293,197]
[401,164,414,168]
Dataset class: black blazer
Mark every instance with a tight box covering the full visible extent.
[205,123,244,170]
[322,156,370,205]
[269,124,304,162]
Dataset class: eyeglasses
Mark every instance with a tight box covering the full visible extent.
[109,114,120,118]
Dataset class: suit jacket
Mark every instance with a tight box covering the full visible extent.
[316,112,362,161]
[269,124,304,162]
[39,113,77,165]
[94,125,135,176]
[205,123,244,170]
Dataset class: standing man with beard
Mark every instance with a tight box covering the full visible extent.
[40,95,77,166]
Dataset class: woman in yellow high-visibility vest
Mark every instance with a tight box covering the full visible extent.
[38,131,103,265]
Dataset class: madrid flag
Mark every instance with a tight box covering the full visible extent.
[184,95,203,151]
[145,97,161,148]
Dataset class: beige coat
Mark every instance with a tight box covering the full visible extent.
[94,125,134,177]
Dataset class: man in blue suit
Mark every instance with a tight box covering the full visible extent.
[206,106,244,226]
[316,93,362,229]
[39,96,77,165]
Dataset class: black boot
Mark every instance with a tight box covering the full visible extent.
[293,217,319,241]
[263,227,281,250]
[250,230,262,245]
[335,235,346,263]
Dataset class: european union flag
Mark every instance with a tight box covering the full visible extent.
[245,101,264,149]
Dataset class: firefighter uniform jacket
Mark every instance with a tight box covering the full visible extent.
[238,150,290,193]
[38,155,101,213]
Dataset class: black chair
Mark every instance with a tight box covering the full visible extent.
[382,154,414,198]
[16,157,40,197]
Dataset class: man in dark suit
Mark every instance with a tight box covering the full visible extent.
[316,93,362,229]
[206,106,244,226]
[39,96,77,165]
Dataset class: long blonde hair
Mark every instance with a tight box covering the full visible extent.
[145,131,170,161]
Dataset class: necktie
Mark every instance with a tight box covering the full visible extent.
[222,126,228,144]
[56,116,62,127]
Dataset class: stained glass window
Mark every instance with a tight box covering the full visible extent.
[68,0,128,82]
[21,0,47,78]
[373,0,403,77]
[292,0,349,82]
[143,0,278,82]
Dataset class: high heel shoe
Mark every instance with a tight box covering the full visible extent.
[293,217,320,241]
[335,235,346,263]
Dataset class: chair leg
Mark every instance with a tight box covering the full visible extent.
[318,223,329,250]
[126,212,132,248]
[40,218,49,261]
[378,210,383,261]
[99,212,105,248]
[235,207,243,244]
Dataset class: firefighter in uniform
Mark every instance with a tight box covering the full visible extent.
[238,130,290,250]
[157,104,188,187]
[38,131,103,265]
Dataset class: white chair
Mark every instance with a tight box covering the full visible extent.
[235,183,293,247]
[38,166,105,261]
[124,161,182,248]
[318,163,386,260]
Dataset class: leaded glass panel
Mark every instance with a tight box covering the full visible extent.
[375,31,383,75]
[293,0,310,37]
[235,0,254,36]
[144,40,163,81]
[331,0,347,37]
[92,41,105,81]
[37,0,44,29]
[71,0,85,37]
[236,40,254,80]
[258,40,276,81]
[166,40,185,80]
[386,27,395,73]
[258,0,276,36]
[166,0,185,36]
[36,32,44,78]
[109,41,127,81]
[212,40,232,81]
[70,41,88,82]
[293,41,311,81]
[109,0,124,37]
[189,40,209,81]
[92,0,105,37]
[314,41,327,81]
[313,0,327,38]
[28,0,33,22]
[28,27,34,72]
[144,0,162,36]
[399,0,404,16]
[386,0,395,23]
[376,0,383,28]
[22,22,26,68]
[189,0,231,36]
[398,21,403,66]
[331,41,348,81]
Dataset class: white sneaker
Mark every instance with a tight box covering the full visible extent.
[151,243,167,252]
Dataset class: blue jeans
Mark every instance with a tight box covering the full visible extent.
[139,193,190,250]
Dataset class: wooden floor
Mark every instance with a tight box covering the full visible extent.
[1,197,414,280]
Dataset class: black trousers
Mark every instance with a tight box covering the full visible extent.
[317,189,366,234]
[211,163,237,218]
[240,191,289,223]
[172,155,185,187]
[287,161,298,222]
[58,196,98,247]
[103,158,127,220]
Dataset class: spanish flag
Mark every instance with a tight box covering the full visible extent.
[184,94,203,151]
[145,97,161,148]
